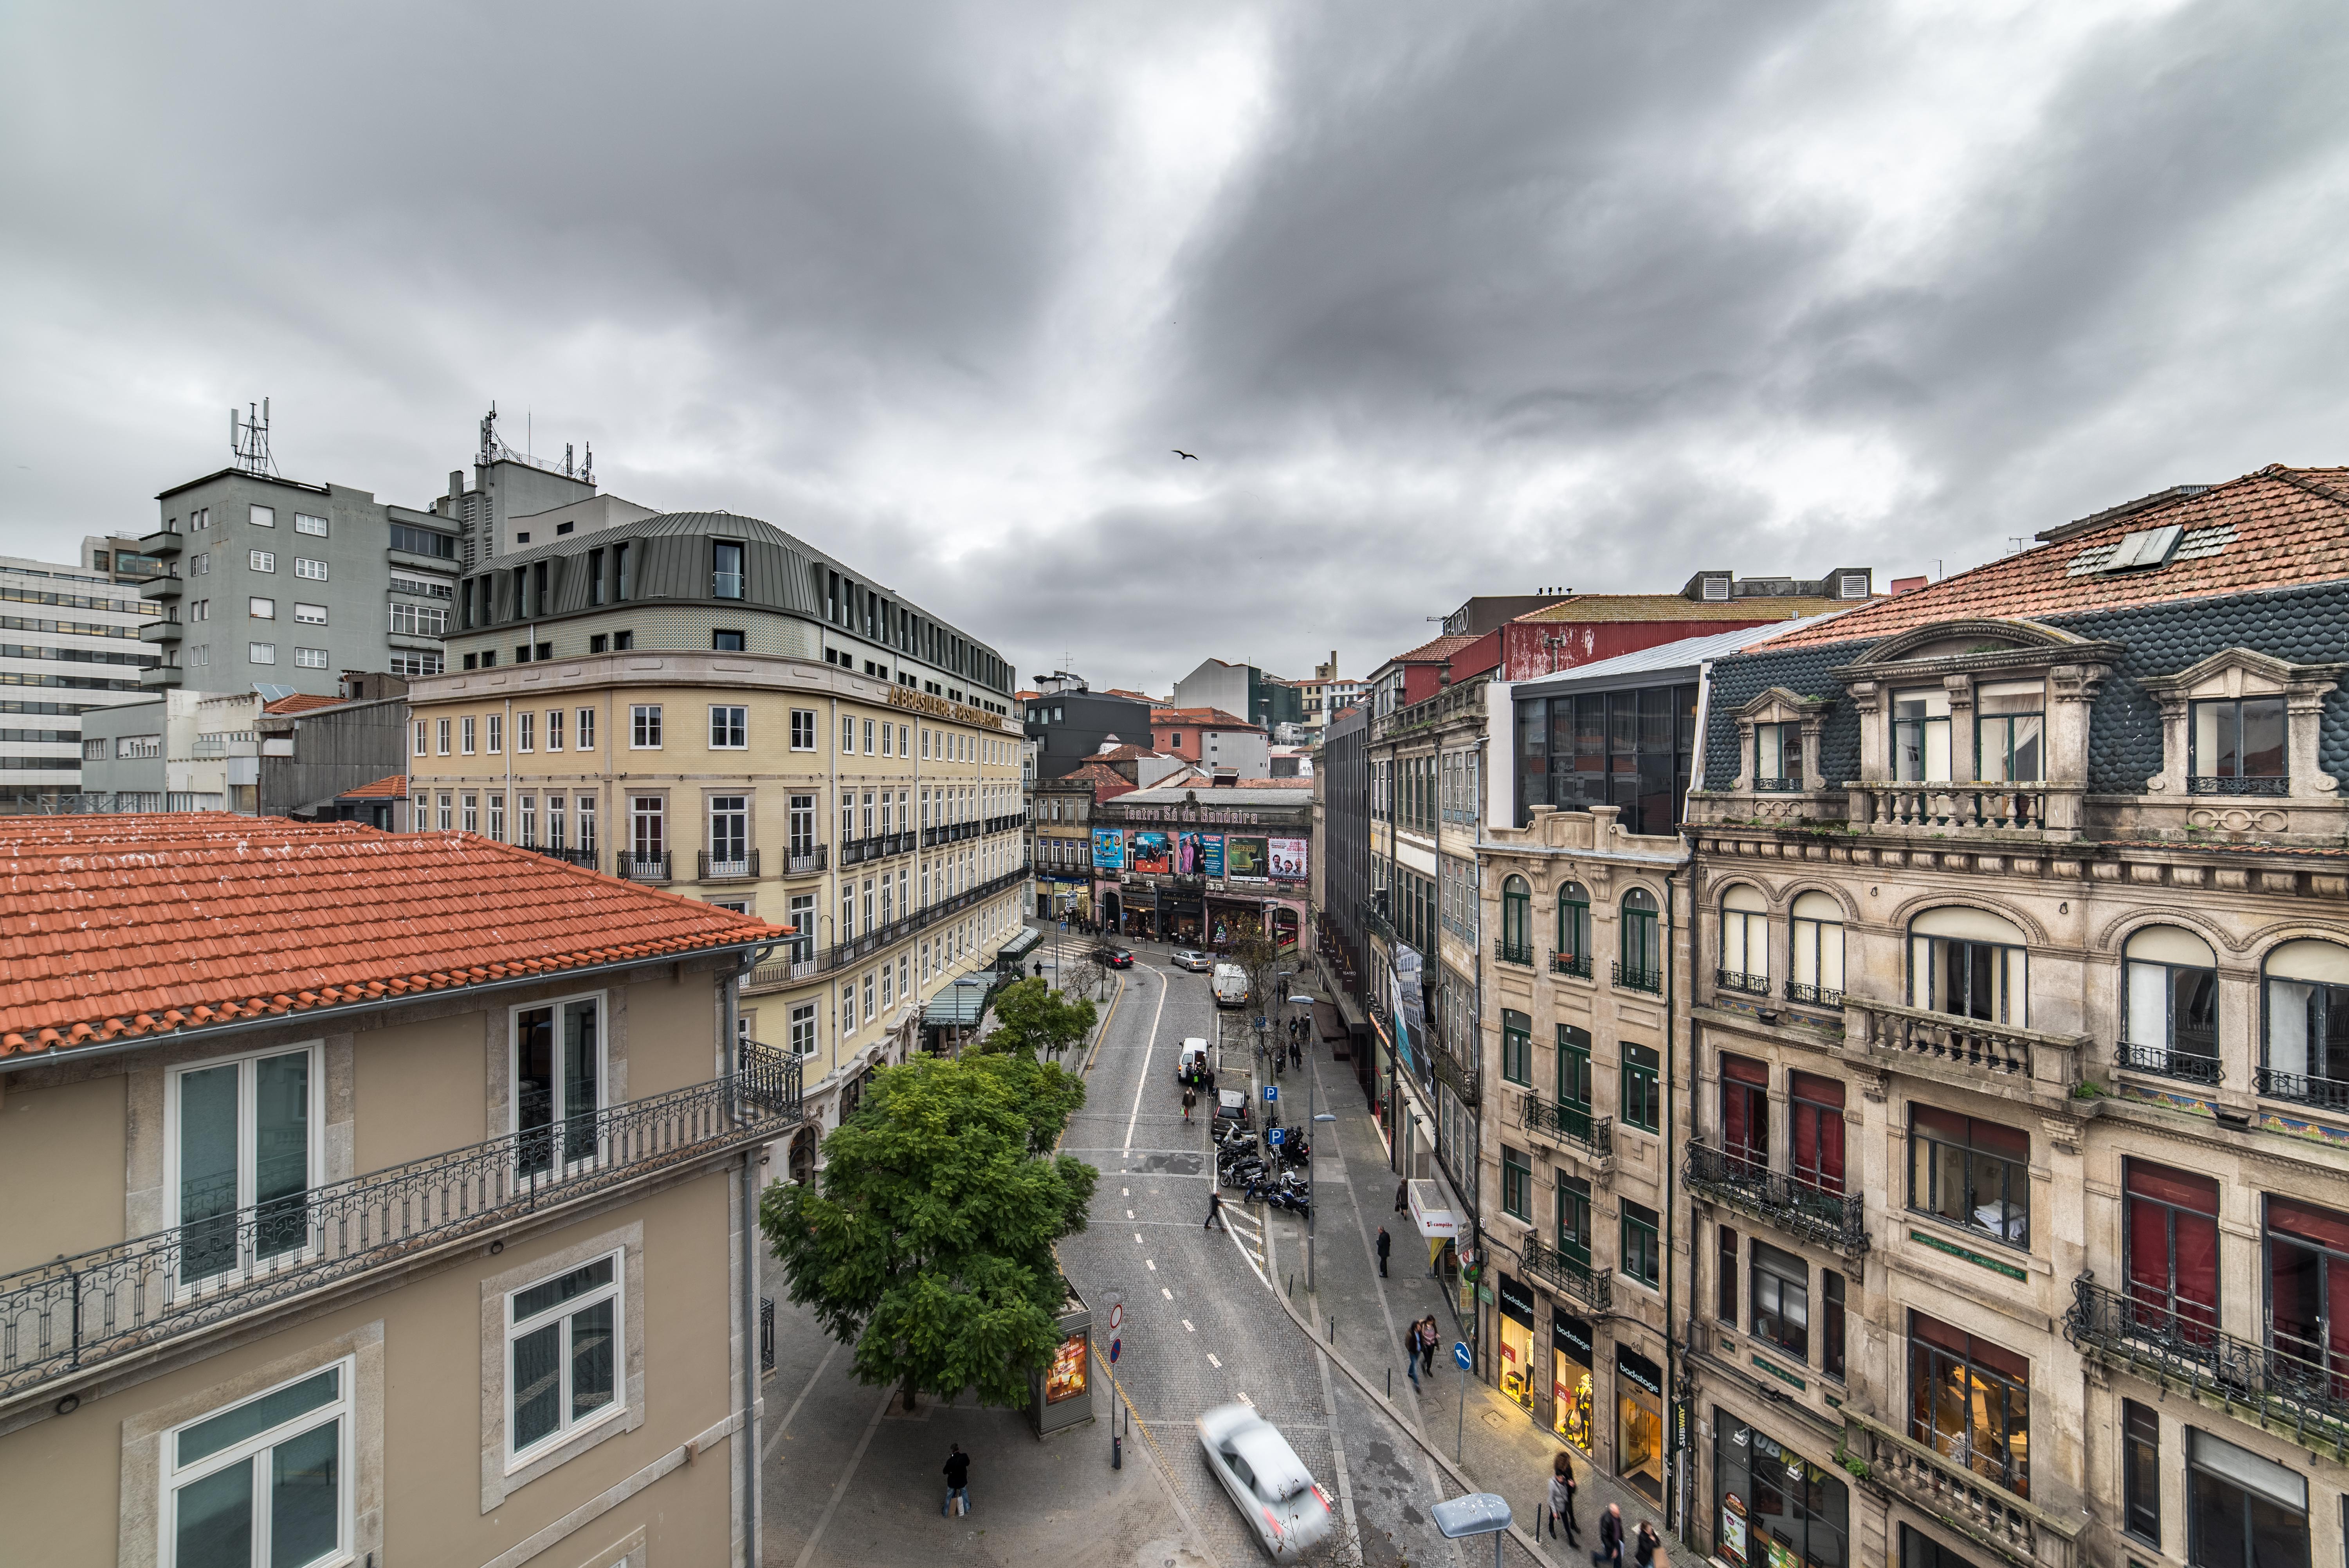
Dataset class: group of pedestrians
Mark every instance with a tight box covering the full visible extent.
[1541,1462,1663,1568]
[1400,1314,1440,1388]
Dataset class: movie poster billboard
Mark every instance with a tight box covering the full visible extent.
[1130,830,1172,874]
[1269,837,1309,881]
[1090,829,1126,870]
[1199,833,1225,878]
[1224,836,1269,879]
[1175,831,1204,876]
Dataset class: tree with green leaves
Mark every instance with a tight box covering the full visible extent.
[976,977,1097,1059]
[760,1053,1097,1412]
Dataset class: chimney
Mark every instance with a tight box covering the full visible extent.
[1213,766,1239,788]
[1890,575,1927,595]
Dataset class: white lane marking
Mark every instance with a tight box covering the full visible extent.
[1182,1319,1195,1332]
[1121,960,1172,1154]
[1127,1209,1135,1218]
[1162,1287,1173,1299]
[1121,1187,1129,1197]
[1147,1259,1157,1271]
[1134,1232,1143,1244]
[1207,1353,1222,1368]
[1238,1391,1253,1408]
[762,1337,840,1462]
[791,1383,894,1568]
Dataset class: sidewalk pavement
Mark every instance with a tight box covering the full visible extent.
[1264,959,1664,1559]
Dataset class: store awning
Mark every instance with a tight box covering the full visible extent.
[996,927,1042,962]
[1409,1178,1458,1240]
[923,982,992,1027]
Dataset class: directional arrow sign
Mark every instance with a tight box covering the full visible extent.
[1453,1341,1473,1371]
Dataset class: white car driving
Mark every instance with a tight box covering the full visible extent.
[1197,1402,1334,1558]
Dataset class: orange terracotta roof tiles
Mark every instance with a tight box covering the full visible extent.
[1390,633,1484,664]
[1058,762,1136,796]
[0,815,786,1061]
[1151,707,1257,728]
[340,774,407,799]
[1513,594,1844,625]
[1770,465,2349,649]
[261,692,351,716]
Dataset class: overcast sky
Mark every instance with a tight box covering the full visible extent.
[4,2,2345,697]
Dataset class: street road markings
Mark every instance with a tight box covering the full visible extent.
[1162,1287,1173,1299]
[1238,1391,1253,1408]
[1147,1259,1157,1271]
[1206,1354,1222,1368]
[1127,1209,1134,1218]
[1134,1233,1143,1243]
[1121,1187,1129,1197]
[1182,1319,1195,1332]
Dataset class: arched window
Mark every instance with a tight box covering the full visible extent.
[1500,875,1532,964]
[1555,881,1592,977]
[2120,927,2219,1083]
[1720,885,1769,993]
[1908,907,2028,1025]
[2263,940,2349,1109]
[1619,887,1661,993]
[1789,892,1845,1006]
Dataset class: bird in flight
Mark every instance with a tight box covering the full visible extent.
[1173,449,1198,460]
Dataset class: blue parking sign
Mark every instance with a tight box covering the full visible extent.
[1262,1085,1278,1103]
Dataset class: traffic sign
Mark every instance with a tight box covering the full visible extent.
[1453,1341,1472,1370]
[1110,1337,1121,1363]
[1267,1127,1285,1146]
[1108,1302,1124,1332]
[1263,1085,1279,1103]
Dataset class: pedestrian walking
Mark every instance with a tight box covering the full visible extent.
[1594,1502,1624,1568]
[1404,1323,1422,1390]
[1549,1451,1581,1545]
[941,1443,971,1516]
[1634,1520,1661,1568]
[1205,1190,1225,1231]
[1182,1085,1197,1124]
[1418,1317,1438,1377]
[1376,1226,1391,1277]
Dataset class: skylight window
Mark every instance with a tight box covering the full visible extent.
[2104,524,2184,572]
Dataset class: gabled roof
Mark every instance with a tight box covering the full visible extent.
[1057,762,1136,797]
[1770,464,2349,649]
[339,774,409,800]
[261,692,351,716]
[1152,707,1258,728]
[1390,634,1484,665]
[0,816,784,1060]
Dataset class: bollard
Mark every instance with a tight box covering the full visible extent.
[1328,1316,1335,1344]
[1112,1432,1122,1470]
[1385,1366,1391,1398]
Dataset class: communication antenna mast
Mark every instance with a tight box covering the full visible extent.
[582,442,594,485]
[230,398,276,477]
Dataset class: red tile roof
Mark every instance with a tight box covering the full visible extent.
[1058,762,1136,797]
[1390,633,1485,664]
[261,692,351,716]
[339,774,407,800]
[0,815,786,1060]
[1152,707,1258,728]
[1771,465,2349,649]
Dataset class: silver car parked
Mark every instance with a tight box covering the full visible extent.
[1196,1402,1334,1558]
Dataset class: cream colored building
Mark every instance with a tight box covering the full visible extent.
[402,512,1028,1177]
[0,813,800,1567]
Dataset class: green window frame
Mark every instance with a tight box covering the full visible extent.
[1502,1009,1532,1087]
[1501,875,1533,964]
[1557,1173,1592,1264]
[1558,1024,1593,1108]
[1557,882,1592,965]
[1621,1042,1660,1132]
[1621,1199,1661,1288]
[1502,1146,1532,1222]
[1618,886,1661,991]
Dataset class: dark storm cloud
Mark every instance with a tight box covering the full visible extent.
[3,1,2347,697]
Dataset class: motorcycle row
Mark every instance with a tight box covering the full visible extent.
[1214,1120,1312,1216]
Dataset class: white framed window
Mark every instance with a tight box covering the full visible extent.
[518,793,538,847]
[166,1042,322,1285]
[791,709,816,750]
[294,647,327,669]
[487,713,503,753]
[294,512,328,537]
[898,723,910,756]
[461,716,477,755]
[709,704,747,749]
[388,651,442,677]
[511,993,607,1175]
[840,713,854,755]
[293,602,326,624]
[862,717,875,755]
[518,711,535,753]
[435,718,452,756]
[388,602,447,637]
[249,597,276,619]
[880,721,894,757]
[249,642,276,664]
[462,793,478,833]
[631,705,662,749]
[840,981,858,1034]
[789,1002,818,1057]
[191,552,211,575]
[577,707,595,751]
[249,551,276,573]
[249,505,275,529]
[165,1357,353,1568]
[436,793,452,831]
[294,557,328,580]
[504,1251,624,1463]
[487,793,506,841]
[413,720,428,758]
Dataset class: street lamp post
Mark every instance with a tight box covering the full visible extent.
[1291,991,1332,1294]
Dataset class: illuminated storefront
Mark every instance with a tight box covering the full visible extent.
[1552,1312,1594,1451]
[1495,1274,1536,1409]
[1615,1345,1665,1504]
[1714,1411,1848,1568]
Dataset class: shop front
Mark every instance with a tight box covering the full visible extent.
[1615,1343,1666,1505]
[1206,896,1263,949]
[1035,876,1090,921]
[1495,1274,1536,1410]
[1552,1311,1595,1454]
[1713,1411,1848,1568]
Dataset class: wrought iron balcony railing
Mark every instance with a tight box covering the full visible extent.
[1715,968,1770,997]
[0,1045,802,1403]
[1751,776,1800,793]
[617,851,672,883]
[2257,1067,2349,1114]
[2064,1273,2349,1452]
[526,845,598,868]
[1519,1234,1612,1315]
[783,845,827,876]
[2189,775,2289,797]
[1613,961,1663,995]
[2115,1041,2222,1086]
[1684,1141,1868,1256]
[1520,1094,1612,1162]
[1783,981,1842,1008]
[698,849,761,882]
[1550,950,1593,980]
[1494,939,1534,967]
[1846,997,2083,1090]
[1840,1406,2077,1568]
[1431,1045,1479,1107]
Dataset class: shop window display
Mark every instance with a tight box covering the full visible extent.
[1714,1411,1849,1568]
[1616,1345,1665,1503]
[1496,1275,1536,1409]
[1553,1314,1595,1451]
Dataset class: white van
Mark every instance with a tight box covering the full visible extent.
[1211,963,1249,1009]
[1176,1038,1212,1079]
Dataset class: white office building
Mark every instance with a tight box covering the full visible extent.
[0,553,160,811]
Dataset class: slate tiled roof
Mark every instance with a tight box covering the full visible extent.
[0,815,784,1060]
[1769,466,2349,649]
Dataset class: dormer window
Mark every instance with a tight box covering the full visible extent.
[1837,572,1869,599]
[1701,575,1731,602]
[1754,722,1801,791]
[1976,681,2045,783]
[2191,697,2285,794]
[1892,689,1951,781]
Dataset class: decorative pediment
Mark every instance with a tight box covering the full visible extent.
[1736,687,1834,722]
[1832,618,2122,683]
[2138,647,2345,707]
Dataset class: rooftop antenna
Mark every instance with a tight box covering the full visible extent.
[230,398,276,477]
[565,442,575,478]
[582,442,595,485]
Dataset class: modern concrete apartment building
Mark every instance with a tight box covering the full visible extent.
[404,509,1028,1173]
[0,814,801,1567]
[0,552,161,810]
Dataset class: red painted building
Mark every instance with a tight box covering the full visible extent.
[1494,568,1877,683]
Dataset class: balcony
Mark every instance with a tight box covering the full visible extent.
[139,527,184,559]
[1494,938,1534,968]
[782,845,828,877]
[1520,1094,1612,1164]
[1784,981,1842,1009]
[1550,950,1593,980]
[139,573,183,602]
[712,571,745,600]
[2114,1041,2221,1087]
[2065,1274,2349,1452]
[2256,1068,2349,1114]
[1715,968,1770,997]
[617,851,672,884]
[1612,961,1663,995]
[750,952,822,988]
[1519,1234,1612,1315]
[1684,1141,1868,1257]
[1839,1406,2079,1568]
[1430,1045,1478,1107]
[139,665,184,689]
[0,1047,801,1406]
[526,846,599,869]
[1845,997,2084,1098]
[138,621,183,644]
[697,849,761,882]
[2189,775,2289,797]
[1846,779,2084,839]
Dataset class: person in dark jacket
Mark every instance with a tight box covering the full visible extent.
[941,1443,971,1515]
[1634,1519,1662,1568]
[1404,1322,1422,1390]
[1376,1226,1391,1277]
[1205,1190,1225,1231]
[1395,1180,1410,1215]
[1595,1501,1624,1568]
[1548,1450,1580,1544]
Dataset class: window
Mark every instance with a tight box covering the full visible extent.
[1713,1412,1849,1568]
[2123,926,2220,1081]
[1721,884,1768,988]
[514,995,604,1176]
[1976,681,2045,783]
[435,718,452,756]
[1908,907,2028,1025]
[2123,1400,2162,1545]
[292,512,327,536]
[791,709,815,750]
[708,705,746,749]
[1892,688,1951,781]
[437,793,452,831]
[1556,880,1590,970]
[1822,1269,1846,1380]
[413,720,428,757]
[627,797,664,862]
[506,1253,622,1459]
[518,793,537,847]
[1754,721,1802,788]
[1500,874,1531,962]
[249,505,275,528]
[249,596,276,619]
[486,713,503,753]
[712,629,745,651]
[2262,941,2349,1110]
[294,602,326,624]
[1790,1072,1847,1193]
[1621,1200,1660,1288]
[1501,1009,1531,1086]
[2188,1427,2306,1568]
[1909,1107,2028,1245]
[388,651,443,677]
[1750,1241,1808,1357]
[517,711,534,753]
[389,522,457,559]
[2192,697,2288,791]
[487,793,505,841]
[1789,891,1845,1005]
[789,1002,818,1057]
[863,718,875,754]
[460,716,477,755]
[577,708,594,751]
[171,1044,317,1280]
[293,557,328,581]
[388,602,448,637]
[546,710,564,752]
[166,1360,350,1568]
[294,647,327,668]
[461,793,478,832]
[1621,1043,1660,1132]
[249,551,276,574]
[841,714,854,755]
[708,796,749,874]
[1502,1146,1532,1221]
[1716,1226,1739,1325]
[576,796,597,854]
[712,540,745,599]
[1619,886,1660,989]
[2265,1196,2349,1392]
[630,705,662,749]
[1721,1055,1768,1170]
[1909,1311,2030,1496]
